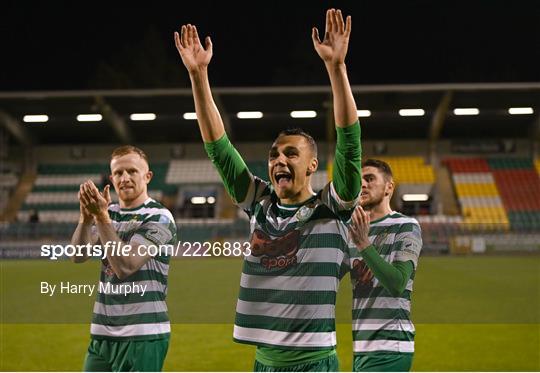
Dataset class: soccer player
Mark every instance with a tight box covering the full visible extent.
[71,145,177,372]
[348,159,423,372]
[175,8,361,371]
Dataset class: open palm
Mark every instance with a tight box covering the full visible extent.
[312,9,351,65]
[174,24,213,73]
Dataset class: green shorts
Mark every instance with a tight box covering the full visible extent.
[83,338,169,372]
[353,352,413,372]
[254,352,339,372]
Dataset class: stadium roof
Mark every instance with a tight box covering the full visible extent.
[1,82,539,145]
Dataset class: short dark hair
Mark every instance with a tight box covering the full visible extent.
[276,128,317,157]
[362,158,393,181]
[111,145,149,166]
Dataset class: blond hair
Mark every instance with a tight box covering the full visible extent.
[111,145,149,165]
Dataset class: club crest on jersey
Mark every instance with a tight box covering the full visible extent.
[250,229,300,270]
[295,205,314,223]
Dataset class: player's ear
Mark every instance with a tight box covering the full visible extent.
[385,180,395,197]
[145,170,153,184]
[307,158,318,175]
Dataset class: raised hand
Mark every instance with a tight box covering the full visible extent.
[80,180,110,219]
[78,185,94,224]
[312,9,351,66]
[174,24,213,74]
[349,206,371,251]
[101,184,112,206]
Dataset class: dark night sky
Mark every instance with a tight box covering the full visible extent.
[1,0,539,91]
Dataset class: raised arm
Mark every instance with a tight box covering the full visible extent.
[174,24,224,142]
[312,9,358,127]
[175,24,254,205]
[313,9,361,202]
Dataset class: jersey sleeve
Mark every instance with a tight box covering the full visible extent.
[320,182,357,223]
[237,175,272,216]
[204,133,271,217]
[204,133,253,205]
[359,245,414,297]
[130,210,177,250]
[392,220,423,269]
[332,121,361,203]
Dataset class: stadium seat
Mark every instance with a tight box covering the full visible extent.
[377,156,435,184]
[19,162,170,223]
[0,172,20,213]
[445,157,540,232]
[445,158,509,231]
[166,159,221,184]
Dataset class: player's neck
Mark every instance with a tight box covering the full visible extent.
[120,193,149,209]
[366,201,392,222]
[280,187,315,206]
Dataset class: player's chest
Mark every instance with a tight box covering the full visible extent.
[112,219,144,241]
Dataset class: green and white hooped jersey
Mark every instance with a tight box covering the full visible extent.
[349,212,422,354]
[90,197,177,341]
[233,176,357,350]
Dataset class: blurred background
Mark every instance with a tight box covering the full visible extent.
[1,0,539,371]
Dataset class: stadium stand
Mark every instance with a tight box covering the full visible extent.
[17,162,171,223]
[0,171,19,213]
[1,83,539,256]
[167,159,221,184]
[444,157,540,233]
[377,156,435,184]
[444,158,510,231]
[490,158,540,231]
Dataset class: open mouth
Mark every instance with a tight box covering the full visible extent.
[274,171,292,187]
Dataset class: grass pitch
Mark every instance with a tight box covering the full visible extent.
[1,256,539,371]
